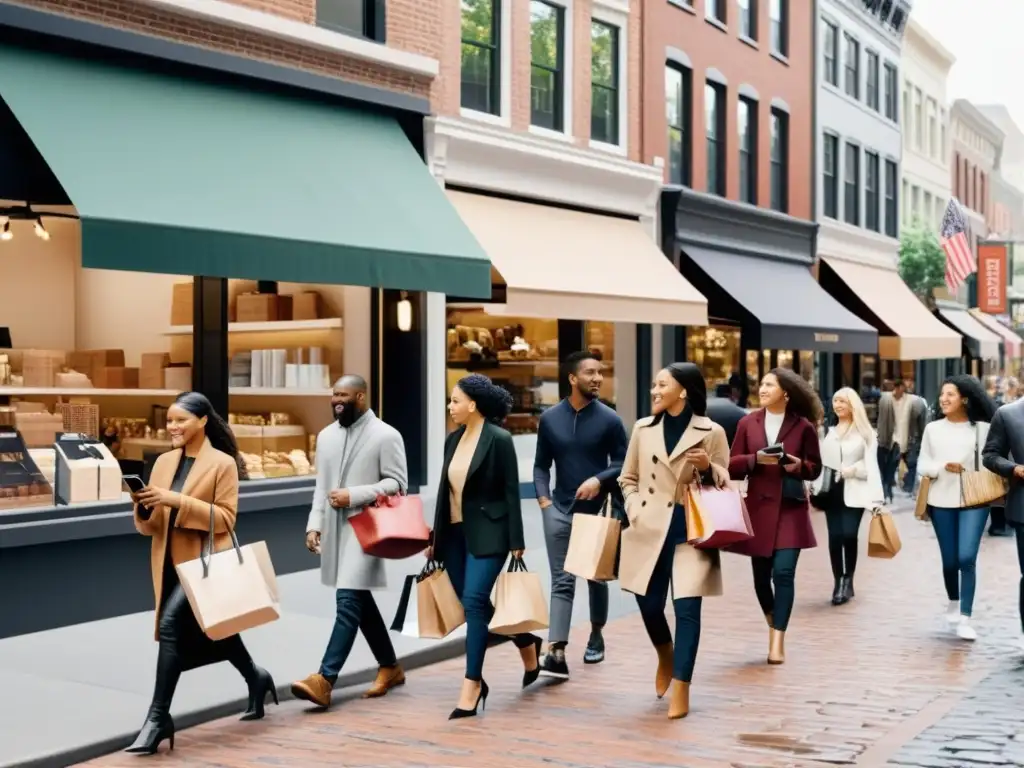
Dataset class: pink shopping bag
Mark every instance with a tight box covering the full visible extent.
[684,485,753,550]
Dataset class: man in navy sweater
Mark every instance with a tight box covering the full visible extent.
[534,350,628,679]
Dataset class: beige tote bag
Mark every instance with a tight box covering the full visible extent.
[563,497,621,582]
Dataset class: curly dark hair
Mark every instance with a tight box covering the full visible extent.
[456,373,514,425]
[934,375,996,424]
[769,367,824,425]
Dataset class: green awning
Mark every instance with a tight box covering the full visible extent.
[0,44,491,297]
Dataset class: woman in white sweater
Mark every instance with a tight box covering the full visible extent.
[814,388,884,605]
[917,375,997,641]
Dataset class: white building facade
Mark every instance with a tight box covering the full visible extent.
[900,18,955,233]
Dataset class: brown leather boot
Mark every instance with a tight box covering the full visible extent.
[291,673,333,708]
[768,628,785,665]
[655,643,673,698]
[667,679,690,719]
[363,665,406,698]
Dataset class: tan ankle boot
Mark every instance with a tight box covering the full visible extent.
[363,664,406,698]
[667,679,690,719]
[291,673,333,708]
[655,643,673,698]
[768,628,785,665]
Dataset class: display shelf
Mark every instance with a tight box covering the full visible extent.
[0,387,332,397]
[165,318,343,335]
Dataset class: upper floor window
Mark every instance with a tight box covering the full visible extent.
[705,81,726,196]
[823,21,838,86]
[885,159,898,237]
[770,0,788,57]
[865,51,879,111]
[883,63,898,122]
[913,87,923,148]
[461,0,501,115]
[844,142,860,225]
[529,1,565,132]
[706,0,725,24]
[865,151,880,232]
[590,21,620,145]
[770,109,788,212]
[844,34,860,99]
[739,0,757,40]
[927,98,937,158]
[666,64,692,187]
[823,133,839,219]
[316,0,385,42]
[738,97,757,204]
[941,109,948,158]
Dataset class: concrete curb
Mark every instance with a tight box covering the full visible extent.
[4,635,468,768]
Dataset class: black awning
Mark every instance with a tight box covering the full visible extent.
[682,246,878,354]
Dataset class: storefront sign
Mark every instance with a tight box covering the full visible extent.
[813,333,840,343]
[979,243,1008,314]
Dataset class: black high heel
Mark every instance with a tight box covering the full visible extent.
[449,679,489,720]
[124,713,175,754]
[241,666,279,721]
[522,635,543,688]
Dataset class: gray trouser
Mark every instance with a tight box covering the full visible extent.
[542,503,609,644]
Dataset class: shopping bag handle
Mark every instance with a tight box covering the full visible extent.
[201,503,243,579]
[506,554,528,573]
[417,558,444,582]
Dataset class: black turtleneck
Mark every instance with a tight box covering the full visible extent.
[663,406,693,456]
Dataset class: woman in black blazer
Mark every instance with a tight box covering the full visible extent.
[429,374,542,719]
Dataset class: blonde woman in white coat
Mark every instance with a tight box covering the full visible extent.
[815,388,883,606]
[917,375,996,641]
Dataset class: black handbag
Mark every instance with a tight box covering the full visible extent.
[810,441,845,509]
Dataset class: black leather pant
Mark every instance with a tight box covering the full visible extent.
[148,581,256,718]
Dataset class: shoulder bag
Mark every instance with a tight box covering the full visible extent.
[810,437,844,510]
[960,425,1007,508]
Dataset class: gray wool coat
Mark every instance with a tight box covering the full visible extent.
[306,410,408,590]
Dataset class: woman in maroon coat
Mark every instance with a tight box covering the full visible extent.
[729,368,822,665]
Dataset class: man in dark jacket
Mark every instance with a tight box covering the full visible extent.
[706,383,748,446]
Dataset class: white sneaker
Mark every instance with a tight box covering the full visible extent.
[955,617,977,641]
[944,601,961,625]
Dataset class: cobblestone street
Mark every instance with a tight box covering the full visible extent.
[78,507,1024,767]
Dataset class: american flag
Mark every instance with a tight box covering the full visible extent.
[940,197,976,294]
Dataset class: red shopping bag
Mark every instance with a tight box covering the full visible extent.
[349,493,429,559]
[684,485,753,550]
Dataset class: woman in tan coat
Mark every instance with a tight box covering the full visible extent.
[126,392,276,755]
[619,363,729,720]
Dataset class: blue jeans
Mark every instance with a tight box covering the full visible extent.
[319,590,397,681]
[752,549,801,630]
[635,504,703,682]
[878,444,901,501]
[930,506,989,617]
[902,442,920,494]
[442,524,537,681]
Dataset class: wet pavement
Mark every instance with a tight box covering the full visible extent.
[74,503,1024,768]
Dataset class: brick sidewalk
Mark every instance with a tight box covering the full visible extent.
[79,506,1024,768]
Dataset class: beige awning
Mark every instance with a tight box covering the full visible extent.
[446,191,708,325]
[821,257,962,359]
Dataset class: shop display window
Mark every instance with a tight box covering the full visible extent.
[0,217,361,512]
[687,325,741,398]
[584,321,616,405]
[445,307,559,436]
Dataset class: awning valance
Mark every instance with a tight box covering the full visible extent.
[820,257,962,360]
[937,308,1002,360]
[681,247,877,353]
[0,43,492,297]
[970,310,1022,359]
[446,191,708,325]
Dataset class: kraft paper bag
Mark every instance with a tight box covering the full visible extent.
[416,565,465,640]
[914,476,931,522]
[867,510,902,559]
[489,556,549,636]
[176,539,280,641]
[563,498,621,582]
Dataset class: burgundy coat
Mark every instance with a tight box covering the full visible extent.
[727,409,821,558]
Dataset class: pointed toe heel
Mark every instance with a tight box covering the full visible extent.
[449,679,489,720]
[522,636,543,688]
[240,667,278,721]
[124,714,175,755]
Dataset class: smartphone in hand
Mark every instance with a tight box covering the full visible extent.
[122,474,146,495]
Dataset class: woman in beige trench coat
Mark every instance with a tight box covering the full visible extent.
[619,363,729,720]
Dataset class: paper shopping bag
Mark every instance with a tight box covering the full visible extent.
[489,556,549,636]
[684,484,753,550]
[176,538,280,641]
[867,509,902,559]
[390,573,422,638]
[415,563,465,639]
[563,497,621,582]
[914,476,931,522]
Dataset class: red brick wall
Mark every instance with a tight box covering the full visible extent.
[642,0,814,220]
[11,0,435,99]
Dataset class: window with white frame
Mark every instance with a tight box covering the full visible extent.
[590,19,619,145]
[823,21,838,86]
[913,87,923,148]
[927,97,937,159]
[865,151,879,232]
[885,160,898,237]
[844,33,859,100]
[883,63,897,122]
[706,0,725,24]
[823,132,839,219]
[666,63,692,186]
[705,81,726,196]
[865,51,879,111]
[770,0,788,57]
[739,0,757,40]
[529,0,565,132]
[844,142,860,225]
[770,108,788,212]
[739,97,757,204]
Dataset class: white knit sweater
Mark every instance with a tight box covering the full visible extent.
[917,418,991,509]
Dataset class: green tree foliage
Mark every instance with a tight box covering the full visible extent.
[530,2,559,67]
[461,0,494,44]
[591,22,616,85]
[898,226,946,302]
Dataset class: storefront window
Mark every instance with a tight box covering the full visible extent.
[0,218,349,512]
[687,325,741,398]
